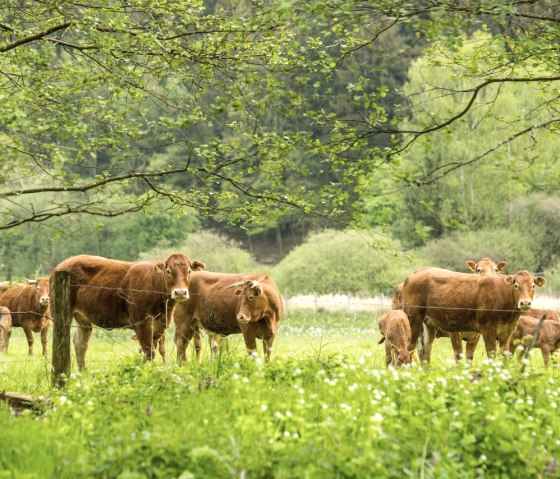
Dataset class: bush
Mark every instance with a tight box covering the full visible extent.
[272,229,425,295]
[138,230,259,273]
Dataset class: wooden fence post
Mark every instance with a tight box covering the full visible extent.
[51,270,72,388]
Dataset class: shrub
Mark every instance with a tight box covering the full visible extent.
[272,229,425,295]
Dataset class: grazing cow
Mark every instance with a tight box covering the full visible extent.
[0,307,12,353]
[174,271,283,364]
[508,315,560,367]
[50,253,204,370]
[402,269,545,361]
[378,309,412,367]
[523,308,559,322]
[0,279,51,356]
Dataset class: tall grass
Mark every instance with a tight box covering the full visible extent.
[1,311,560,478]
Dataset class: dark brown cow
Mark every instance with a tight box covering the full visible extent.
[523,308,559,322]
[0,306,12,353]
[509,315,560,367]
[378,309,412,367]
[402,269,545,360]
[50,253,204,369]
[0,279,51,356]
[174,271,283,363]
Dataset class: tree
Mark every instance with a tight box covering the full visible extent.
[1,1,559,248]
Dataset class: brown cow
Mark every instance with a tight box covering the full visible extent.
[174,271,283,364]
[50,253,204,370]
[378,309,412,367]
[432,258,508,362]
[402,269,545,361]
[0,306,12,353]
[0,279,51,356]
[508,315,560,367]
[523,308,559,322]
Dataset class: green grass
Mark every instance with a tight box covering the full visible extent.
[1,311,560,478]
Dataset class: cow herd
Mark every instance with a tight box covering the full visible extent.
[0,252,283,370]
[0,253,558,370]
[380,257,559,368]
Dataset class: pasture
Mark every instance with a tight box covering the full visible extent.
[2,309,560,478]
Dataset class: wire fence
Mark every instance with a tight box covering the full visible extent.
[1,281,559,368]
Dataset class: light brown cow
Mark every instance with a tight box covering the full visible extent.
[0,279,51,356]
[0,306,12,353]
[50,253,204,369]
[402,269,545,360]
[431,258,508,362]
[508,315,560,367]
[378,309,412,367]
[523,308,559,322]
[174,271,283,363]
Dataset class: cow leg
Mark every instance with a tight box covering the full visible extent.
[174,327,195,365]
[449,333,464,362]
[208,334,221,360]
[498,335,513,359]
[73,323,93,371]
[5,329,11,354]
[22,324,34,356]
[481,331,497,358]
[135,324,157,363]
[240,324,258,359]
[262,336,275,363]
[158,336,166,364]
[41,323,50,357]
[421,323,437,363]
[541,346,551,368]
[465,335,480,363]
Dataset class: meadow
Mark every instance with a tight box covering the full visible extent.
[1,310,560,478]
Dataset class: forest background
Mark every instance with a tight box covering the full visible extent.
[1,1,560,295]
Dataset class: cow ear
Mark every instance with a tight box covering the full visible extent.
[535,276,546,287]
[497,261,508,274]
[390,345,397,355]
[154,262,165,273]
[504,275,514,286]
[191,261,205,271]
[465,261,476,273]
[254,285,263,297]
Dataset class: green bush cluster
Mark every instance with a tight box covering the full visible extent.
[271,230,422,296]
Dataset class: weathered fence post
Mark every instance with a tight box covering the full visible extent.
[51,270,72,388]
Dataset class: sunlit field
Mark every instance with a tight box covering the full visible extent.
[2,310,560,478]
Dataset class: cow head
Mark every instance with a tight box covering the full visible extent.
[465,258,508,275]
[504,270,546,311]
[228,280,268,324]
[390,345,412,367]
[26,278,50,306]
[154,253,205,301]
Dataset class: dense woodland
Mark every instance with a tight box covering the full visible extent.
[1,1,559,293]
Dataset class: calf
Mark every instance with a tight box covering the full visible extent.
[0,279,51,356]
[174,271,283,363]
[0,306,12,353]
[509,315,560,367]
[523,308,559,322]
[51,253,204,369]
[378,310,412,367]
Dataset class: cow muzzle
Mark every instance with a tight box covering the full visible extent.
[171,288,189,300]
[40,296,50,306]
[237,313,251,324]
[518,299,531,311]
